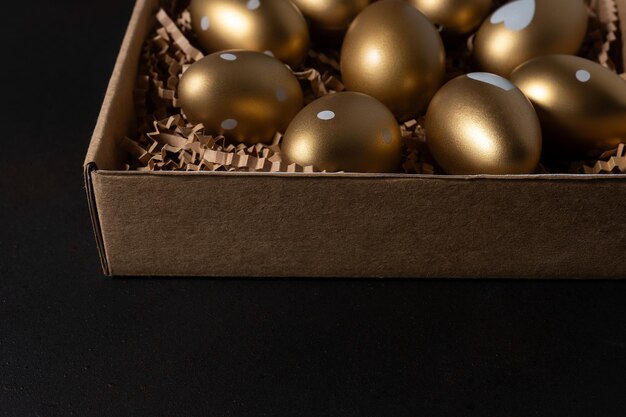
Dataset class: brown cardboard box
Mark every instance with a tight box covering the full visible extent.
[85,0,626,278]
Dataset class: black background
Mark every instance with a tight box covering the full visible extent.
[1,1,626,416]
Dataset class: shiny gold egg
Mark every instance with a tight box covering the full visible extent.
[426,73,542,174]
[473,0,588,76]
[281,92,402,172]
[291,0,370,35]
[340,0,445,121]
[189,0,310,68]
[510,55,626,155]
[408,0,492,35]
[178,50,304,145]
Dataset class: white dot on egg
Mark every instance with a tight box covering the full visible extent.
[246,0,261,10]
[490,0,535,31]
[221,119,238,130]
[576,69,591,82]
[382,128,392,144]
[264,50,274,57]
[219,53,237,61]
[200,16,210,31]
[275,87,287,102]
[317,110,335,121]
[467,72,515,91]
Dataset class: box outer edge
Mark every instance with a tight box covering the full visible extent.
[83,0,156,275]
[92,169,626,181]
[84,163,110,275]
[85,0,626,277]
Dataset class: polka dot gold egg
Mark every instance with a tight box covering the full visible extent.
[510,55,626,155]
[408,0,491,35]
[178,50,304,145]
[281,92,402,172]
[340,0,445,121]
[426,73,542,174]
[189,0,310,68]
[474,0,588,76]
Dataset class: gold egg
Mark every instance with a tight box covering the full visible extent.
[426,72,542,174]
[281,92,402,172]
[340,0,445,121]
[189,0,310,68]
[291,0,370,34]
[178,50,304,145]
[408,0,492,35]
[510,55,626,155]
[473,0,588,76]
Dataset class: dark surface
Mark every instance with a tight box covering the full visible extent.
[1,1,626,416]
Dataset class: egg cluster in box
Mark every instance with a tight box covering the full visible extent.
[124,0,626,175]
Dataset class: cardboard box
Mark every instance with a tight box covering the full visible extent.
[85,0,626,278]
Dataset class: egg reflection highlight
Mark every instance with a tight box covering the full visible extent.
[510,55,626,155]
[340,0,445,120]
[473,0,588,76]
[408,0,492,35]
[190,0,310,68]
[291,0,370,38]
[426,72,542,174]
[178,50,304,145]
[281,92,402,172]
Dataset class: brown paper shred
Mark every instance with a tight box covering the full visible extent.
[126,116,318,172]
[583,143,626,173]
[400,118,437,174]
[292,68,345,101]
[137,10,202,122]
[176,9,193,33]
[122,136,151,165]
[594,0,621,69]
[307,49,341,72]
[155,9,204,63]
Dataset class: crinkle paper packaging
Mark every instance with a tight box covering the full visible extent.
[125,0,626,175]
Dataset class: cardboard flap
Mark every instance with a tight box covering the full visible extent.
[84,0,158,171]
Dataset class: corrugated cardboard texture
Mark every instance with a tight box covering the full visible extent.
[85,0,626,277]
[93,171,626,278]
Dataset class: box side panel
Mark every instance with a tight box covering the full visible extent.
[84,0,159,170]
[92,173,626,278]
